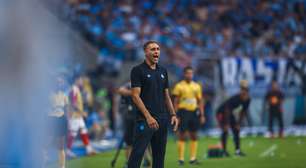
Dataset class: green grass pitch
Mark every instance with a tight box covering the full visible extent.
[54,136,306,168]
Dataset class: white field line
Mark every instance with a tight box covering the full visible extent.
[259,144,278,157]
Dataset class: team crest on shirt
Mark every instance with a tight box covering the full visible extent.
[147,74,151,78]
[161,74,165,79]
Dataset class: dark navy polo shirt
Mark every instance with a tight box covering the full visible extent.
[130,61,169,120]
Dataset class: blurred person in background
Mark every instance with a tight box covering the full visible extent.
[116,81,152,168]
[67,76,96,157]
[264,80,285,138]
[116,81,137,168]
[78,75,110,140]
[216,80,250,157]
[45,75,69,168]
[172,66,205,166]
[81,75,95,114]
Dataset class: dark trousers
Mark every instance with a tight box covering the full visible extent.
[216,112,241,151]
[128,118,168,168]
[268,108,284,134]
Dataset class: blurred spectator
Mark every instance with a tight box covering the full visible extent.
[264,81,285,138]
[67,76,96,157]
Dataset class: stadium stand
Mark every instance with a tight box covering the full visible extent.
[54,0,306,77]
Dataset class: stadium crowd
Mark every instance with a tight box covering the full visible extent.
[56,0,306,76]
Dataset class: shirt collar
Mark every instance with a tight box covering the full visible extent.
[183,80,192,84]
[143,60,159,70]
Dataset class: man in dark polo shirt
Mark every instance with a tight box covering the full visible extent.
[127,41,179,168]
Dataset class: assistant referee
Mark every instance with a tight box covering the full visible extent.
[173,66,205,165]
[127,41,179,168]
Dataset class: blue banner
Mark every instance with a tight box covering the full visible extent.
[220,58,304,96]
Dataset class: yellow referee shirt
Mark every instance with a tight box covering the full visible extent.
[172,80,202,111]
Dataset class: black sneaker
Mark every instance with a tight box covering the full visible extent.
[178,160,184,166]
[189,159,200,165]
[235,150,246,157]
[223,150,230,157]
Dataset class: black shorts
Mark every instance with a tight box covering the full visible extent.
[48,116,68,137]
[177,109,200,132]
[124,117,136,146]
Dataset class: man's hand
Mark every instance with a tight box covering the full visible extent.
[146,115,159,130]
[171,115,179,131]
[200,115,206,125]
